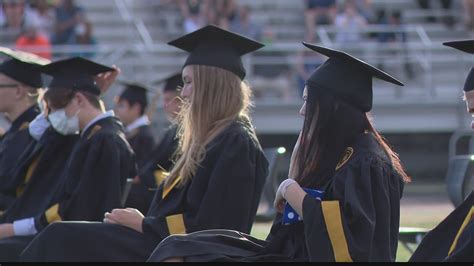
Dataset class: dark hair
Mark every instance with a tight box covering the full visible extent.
[294,87,410,189]
[44,88,101,110]
[118,91,148,116]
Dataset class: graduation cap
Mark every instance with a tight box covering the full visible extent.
[303,42,404,112]
[168,24,264,80]
[117,80,149,108]
[443,40,474,92]
[38,57,114,95]
[443,39,474,54]
[0,47,50,88]
[154,73,183,93]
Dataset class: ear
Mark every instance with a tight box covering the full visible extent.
[15,85,28,100]
[74,92,86,107]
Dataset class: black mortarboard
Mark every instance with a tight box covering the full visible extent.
[303,42,404,112]
[117,80,149,108]
[168,24,264,80]
[443,40,474,92]
[443,40,474,54]
[154,73,183,93]
[38,57,114,95]
[0,47,50,88]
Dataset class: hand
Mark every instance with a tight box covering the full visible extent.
[94,65,121,94]
[103,208,144,233]
[0,224,14,240]
[132,175,141,185]
[273,179,298,211]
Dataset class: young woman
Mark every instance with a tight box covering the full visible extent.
[146,43,411,262]
[21,25,269,262]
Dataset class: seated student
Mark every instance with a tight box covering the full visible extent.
[146,43,411,263]
[125,73,183,214]
[21,25,269,262]
[0,57,135,261]
[0,48,49,211]
[0,93,78,224]
[114,81,155,169]
[408,40,474,262]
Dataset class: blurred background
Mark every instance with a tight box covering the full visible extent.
[1,0,473,260]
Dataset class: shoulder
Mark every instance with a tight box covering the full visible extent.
[86,117,128,145]
[336,132,392,173]
[208,119,261,152]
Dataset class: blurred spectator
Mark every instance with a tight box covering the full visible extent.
[334,0,368,44]
[216,0,237,25]
[1,0,29,30]
[15,20,52,59]
[72,20,97,59]
[464,0,474,32]
[417,0,455,28]
[230,5,262,41]
[51,0,84,44]
[304,0,337,41]
[353,0,375,23]
[178,0,206,33]
[376,10,414,80]
[29,0,55,39]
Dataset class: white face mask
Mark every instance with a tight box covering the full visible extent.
[28,113,51,141]
[48,109,80,136]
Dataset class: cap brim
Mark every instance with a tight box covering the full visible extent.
[0,47,50,65]
[168,24,264,56]
[302,42,404,86]
[39,57,114,76]
[443,40,474,54]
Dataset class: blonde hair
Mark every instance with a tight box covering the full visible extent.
[165,65,253,188]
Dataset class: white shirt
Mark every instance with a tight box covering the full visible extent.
[81,110,115,137]
[126,115,150,133]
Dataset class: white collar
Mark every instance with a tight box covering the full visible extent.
[81,110,115,136]
[126,115,150,133]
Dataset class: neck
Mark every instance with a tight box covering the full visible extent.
[79,108,103,130]
[8,101,33,123]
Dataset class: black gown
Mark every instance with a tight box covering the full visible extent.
[0,116,136,261]
[147,132,405,262]
[0,105,39,210]
[126,125,155,169]
[0,127,78,223]
[20,119,269,262]
[125,125,178,214]
[409,191,474,262]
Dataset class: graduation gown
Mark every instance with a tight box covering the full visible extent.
[0,116,136,261]
[409,191,474,262]
[0,105,39,210]
[20,119,269,262]
[127,125,155,169]
[147,132,405,262]
[125,125,178,214]
[0,127,78,223]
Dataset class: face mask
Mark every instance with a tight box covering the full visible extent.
[28,113,50,141]
[48,109,80,136]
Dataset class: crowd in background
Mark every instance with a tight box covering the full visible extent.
[0,0,97,59]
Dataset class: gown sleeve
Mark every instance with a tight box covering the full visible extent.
[34,134,134,231]
[302,156,399,262]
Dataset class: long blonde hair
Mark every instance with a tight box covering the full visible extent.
[165,65,253,188]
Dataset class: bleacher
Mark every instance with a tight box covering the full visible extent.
[1,0,472,133]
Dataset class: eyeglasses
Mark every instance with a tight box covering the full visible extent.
[0,84,19,88]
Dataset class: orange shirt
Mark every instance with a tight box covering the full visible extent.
[15,34,52,60]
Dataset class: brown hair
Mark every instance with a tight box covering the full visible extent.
[165,65,253,188]
[44,88,102,110]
